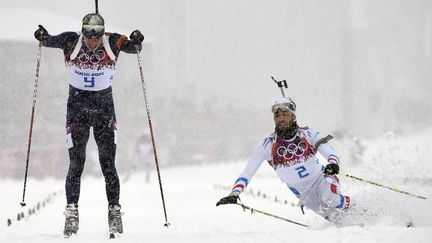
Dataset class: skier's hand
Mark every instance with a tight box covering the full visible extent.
[129,30,144,44]
[216,193,239,206]
[34,25,49,41]
[324,163,339,175]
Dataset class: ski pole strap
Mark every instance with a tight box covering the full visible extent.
[341,173,427,200]
[236,202,309,228]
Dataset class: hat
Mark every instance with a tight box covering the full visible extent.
[271,97,296,115]
[81,13,105,38]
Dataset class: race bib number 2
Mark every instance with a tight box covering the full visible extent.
[295,166,309,178]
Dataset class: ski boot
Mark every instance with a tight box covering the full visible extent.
[108,204,123,238]
[63,204,79,238]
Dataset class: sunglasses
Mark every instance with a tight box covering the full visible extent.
[271,102,296,114]
[82,24,104,38]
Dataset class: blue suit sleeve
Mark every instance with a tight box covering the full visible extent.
[42,32,80,55]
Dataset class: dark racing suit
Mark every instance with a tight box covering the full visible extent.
[42,32,140,206]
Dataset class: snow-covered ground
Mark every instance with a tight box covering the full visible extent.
[1,128,431,243]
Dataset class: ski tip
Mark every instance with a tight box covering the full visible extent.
[406,222,414,228]
[109,233,116,239]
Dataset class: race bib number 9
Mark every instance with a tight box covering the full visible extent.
[68,67,115,91]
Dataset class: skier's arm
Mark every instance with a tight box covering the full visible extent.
[216,137,272,206]
[34,25,79,53]
[308,128,341,174]
[231,141,270,196]
[42,32,78,50]
[305,128,340,165]
[318,143,340,165]
[108,31,143,55]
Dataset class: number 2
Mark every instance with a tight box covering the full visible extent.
[295,166,309,178]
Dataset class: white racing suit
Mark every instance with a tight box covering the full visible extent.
[231,127,352,222]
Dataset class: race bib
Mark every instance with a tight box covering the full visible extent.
[68,66,114,91]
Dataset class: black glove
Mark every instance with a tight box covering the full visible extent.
[34,25,49,41]
[324,163,340,175]
[216,193,239,207]
[129,30,144,44]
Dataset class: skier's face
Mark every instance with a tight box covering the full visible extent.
[273,109,294,130]
[84,36,103,51]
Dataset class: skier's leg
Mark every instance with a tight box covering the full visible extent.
[319,175,353,211]
[65,123,90,205]
[93,113,120,206]
[296,176,332,218]
[94,110,123,234]
[63,94,90,236]
[64,120,89,236]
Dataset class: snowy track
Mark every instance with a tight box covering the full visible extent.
[2,160,432,243]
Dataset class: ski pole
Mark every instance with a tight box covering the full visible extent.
[136,51,170,227]
[236,202,309,228]
[341,173,427,200]
[20,42,43,207]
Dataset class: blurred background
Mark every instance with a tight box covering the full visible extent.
[1,0,431,179]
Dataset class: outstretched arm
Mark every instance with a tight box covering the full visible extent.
[308,129,341,175]
[216,137,272,206]
[34,25,79,53]
[109,30,144,55]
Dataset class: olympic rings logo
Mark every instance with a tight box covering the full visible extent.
[276,141,308,160]
[78,50,106,64]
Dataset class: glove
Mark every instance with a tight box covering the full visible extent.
[129,30,144,44]
[34,25,49,41]
[216,193,239,206]
[324,163,340,175]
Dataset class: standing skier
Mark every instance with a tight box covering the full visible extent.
[216,97,354,223]
[33,13,144,237]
